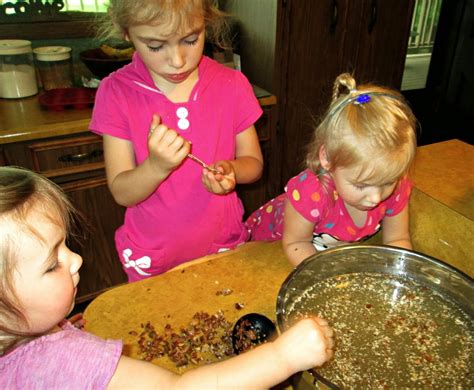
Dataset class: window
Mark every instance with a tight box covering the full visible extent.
[0,0,107,39]
[63,1,107,12]
[0,0,107,14]
[402,0,443,91]
[408,0,443,54]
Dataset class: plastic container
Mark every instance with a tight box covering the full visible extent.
[0,39,38,99]
[38,87,96,111]
[33,46,73,91]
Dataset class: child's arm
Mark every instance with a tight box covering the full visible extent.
[103,114,190,206]
[202,126,263,195]
[107,317,333,390]
[282,199,318,266]
[381,205,412,250]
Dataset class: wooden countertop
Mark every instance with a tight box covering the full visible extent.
[83,241,293,373]
[412,139,473,220]
[0,94,92,144]
[0,86,276,145]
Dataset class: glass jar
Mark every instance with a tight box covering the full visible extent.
[0,39,38,99]
[33,46,73,90]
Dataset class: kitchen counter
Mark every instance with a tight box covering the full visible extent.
[84,240,292,373]
[0,85,276,145]
[0,94,92,144]
[409,139,473,277]
[411,139,473,220]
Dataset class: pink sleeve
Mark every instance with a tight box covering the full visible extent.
[285,170,329,223]
[384,176,413,217]
[0,325,122,389]
[232,71,263,134]
[89,77,132,140]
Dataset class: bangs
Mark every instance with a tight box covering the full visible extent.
[127,0,204,35]
[352,149,414,186]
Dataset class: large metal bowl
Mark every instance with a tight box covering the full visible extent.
[276,245,474,389]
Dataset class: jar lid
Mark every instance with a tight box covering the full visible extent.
[34,46,72,61]
[0,39,33,55]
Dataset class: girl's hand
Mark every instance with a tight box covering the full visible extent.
[147,114,190,175]
[275,317,334,374]
[201,160,237,195]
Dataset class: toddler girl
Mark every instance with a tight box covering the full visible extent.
[246,73,418,266]
[90,0,264,280]
[0,167,334,389]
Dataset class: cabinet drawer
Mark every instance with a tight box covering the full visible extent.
[29,135,104,178]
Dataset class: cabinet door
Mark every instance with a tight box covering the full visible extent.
[61,177,127,302]
[276,0,354,182]
[351,0,415,88]
[237,103,279,217]
[276,0,415,185]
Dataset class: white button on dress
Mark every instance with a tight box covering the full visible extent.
[178,118,190,130]
[176,107,190,130]
[176,107,188,118]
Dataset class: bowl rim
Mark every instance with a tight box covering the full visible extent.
[275,244,474,389]
[276,244,473,330]
[79,48,133,62]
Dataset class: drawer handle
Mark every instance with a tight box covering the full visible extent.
[58,149,103,163]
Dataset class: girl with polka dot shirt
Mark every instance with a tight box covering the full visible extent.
[246,73,417,266]
[90,1,263,280]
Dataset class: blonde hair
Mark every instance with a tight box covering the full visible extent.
[306,73,417,185]
[0,167,76,355]
[98,0,230,48]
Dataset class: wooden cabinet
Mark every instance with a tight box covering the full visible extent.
[223,0,415,189]
[238,100,279,217]
[275,0,415,183]
[1,134,127,303]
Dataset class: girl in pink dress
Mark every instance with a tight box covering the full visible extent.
[90,0,264,280]
[246,73,418,266]
[0,167,334,389]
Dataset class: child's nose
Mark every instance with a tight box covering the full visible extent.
[70,251,83,275]
[368,188,382,204]
[168,47,185,69]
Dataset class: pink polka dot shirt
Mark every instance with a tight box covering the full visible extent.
[246,169,412,250]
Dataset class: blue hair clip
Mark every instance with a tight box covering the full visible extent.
[354,94,371,104]
[328,91,402,117]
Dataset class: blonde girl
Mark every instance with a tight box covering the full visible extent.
[0,167,334,389]
[246,73,417,266]
[90,0,264,280]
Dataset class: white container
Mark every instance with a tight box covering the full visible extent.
[34,46,73,90]
[0,40,38,99]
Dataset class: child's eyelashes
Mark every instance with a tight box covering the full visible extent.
[353,181,396,190]
[353,183,367,190]
[148,45,163,52]
[184,38,198,46]
[146,38,199,52]
[46,262,59,273]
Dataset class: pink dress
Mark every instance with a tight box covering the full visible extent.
[90,54,262,280]
[246,169,412,250]
[0,322,122,389]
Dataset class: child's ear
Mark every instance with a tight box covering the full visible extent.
[319,146,331,170]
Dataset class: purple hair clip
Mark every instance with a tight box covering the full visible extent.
[354,94,371,105]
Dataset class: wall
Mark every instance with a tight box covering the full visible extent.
[220,0,277,93]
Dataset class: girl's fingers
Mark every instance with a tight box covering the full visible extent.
[148,114,161,137]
